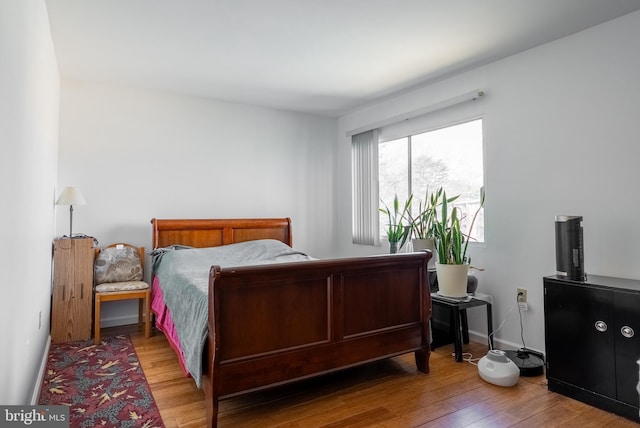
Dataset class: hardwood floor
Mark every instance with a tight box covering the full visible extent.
[107,324,637,427]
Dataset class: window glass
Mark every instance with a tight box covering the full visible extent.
[379,137,408,232]
[379,119,484,242]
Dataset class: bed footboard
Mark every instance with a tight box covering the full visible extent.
[203,251,431,427]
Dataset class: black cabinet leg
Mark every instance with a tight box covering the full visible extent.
[461,309,470,344]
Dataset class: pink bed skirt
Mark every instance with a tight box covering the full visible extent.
[151,276,190,377]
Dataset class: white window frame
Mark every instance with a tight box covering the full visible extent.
[351,96,486,247]
[379,116,485,243]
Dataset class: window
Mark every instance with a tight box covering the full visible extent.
[378,118,484,243]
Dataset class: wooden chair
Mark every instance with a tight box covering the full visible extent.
[93,243,151,344]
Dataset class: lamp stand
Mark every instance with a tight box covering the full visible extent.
[69,205,74,238]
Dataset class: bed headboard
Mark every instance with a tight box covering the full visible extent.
[150,218,293,249]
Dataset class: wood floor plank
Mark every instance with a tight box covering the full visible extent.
[105,324,636,428]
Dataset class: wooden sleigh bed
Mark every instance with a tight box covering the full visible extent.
[150,218,432,427]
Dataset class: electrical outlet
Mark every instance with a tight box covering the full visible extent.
[517,288,527,303]
[517,288,528,311]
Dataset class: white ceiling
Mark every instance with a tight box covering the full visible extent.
[45,0,640,116]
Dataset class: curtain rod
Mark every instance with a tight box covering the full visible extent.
[346,89,484,137]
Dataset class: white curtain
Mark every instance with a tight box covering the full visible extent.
[351,129,380,245]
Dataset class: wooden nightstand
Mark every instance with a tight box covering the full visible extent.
[51,237,94,342]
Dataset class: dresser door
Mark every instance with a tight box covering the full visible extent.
[71,238,93,340]
[614,290,640,406]
[545,280,615,398]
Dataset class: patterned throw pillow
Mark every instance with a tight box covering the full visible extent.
[94,246,143,284]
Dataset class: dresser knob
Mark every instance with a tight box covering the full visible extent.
[595,321,607,332]
[621,326,635,338]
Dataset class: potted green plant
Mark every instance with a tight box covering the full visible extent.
[406,187,458,267]
[379,194,412,253]
[433,188,485,297]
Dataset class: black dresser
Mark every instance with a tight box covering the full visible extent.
[544,275,640,422]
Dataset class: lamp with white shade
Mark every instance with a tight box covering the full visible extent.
[56,186,86,238]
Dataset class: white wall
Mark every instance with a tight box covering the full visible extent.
[0,1,60,404]
[57,80,337,325]
[338,11,640,353]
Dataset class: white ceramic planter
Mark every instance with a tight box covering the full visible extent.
[435,262,469,298]
[412,238,437,269]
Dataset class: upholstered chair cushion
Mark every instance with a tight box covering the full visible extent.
[94,246,143,284]
[95,280,149,292]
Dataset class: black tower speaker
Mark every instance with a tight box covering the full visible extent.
[555,215,586,281]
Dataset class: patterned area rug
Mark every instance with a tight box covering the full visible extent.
[39,335,165,428]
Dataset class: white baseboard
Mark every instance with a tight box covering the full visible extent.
[101,314,146,328]
[468,330,543,356]
[31,335,51,405]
